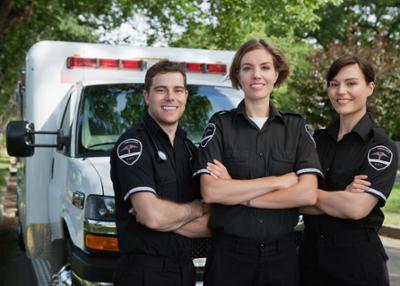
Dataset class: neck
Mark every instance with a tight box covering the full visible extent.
[338,110,366,141]
[159,124,178,146]
[245,97,270,117]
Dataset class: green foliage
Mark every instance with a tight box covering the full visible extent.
[383,184,400,225]
[0,0,133,127]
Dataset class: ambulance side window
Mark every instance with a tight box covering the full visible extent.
[59,93,72,155]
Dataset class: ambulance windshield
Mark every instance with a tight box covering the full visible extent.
[77,83,243,156]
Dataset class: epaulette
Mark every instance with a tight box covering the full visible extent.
[280,111,303,118]
[372,127,389,143]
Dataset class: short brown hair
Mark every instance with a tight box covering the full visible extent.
[326,55,375,87]
[229,39,290,89]
[144,60,187,91]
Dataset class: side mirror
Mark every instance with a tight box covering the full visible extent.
[6,121,35,157]
[6,120,69,157]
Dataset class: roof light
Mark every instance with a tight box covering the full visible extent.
[67,57,97,69]
[99,59,119,69]
[186,62,203,73]
[206,63,227,74]
[121,59,143,70]
[67,57,143,70]
[184,62,227,74]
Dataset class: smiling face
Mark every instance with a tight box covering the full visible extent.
[238,48,279,101]
[144,72,188,130]
[327,63,374,120]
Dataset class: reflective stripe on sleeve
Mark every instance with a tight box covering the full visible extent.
[124,187,157,201]
[296,168,324,177]
[192,168,210,177]
[365,188,387,202]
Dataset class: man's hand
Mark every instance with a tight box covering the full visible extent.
[345,175,371,193]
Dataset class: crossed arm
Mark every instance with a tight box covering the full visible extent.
[202,159,316,208]
[207,160,377,219]
[129,192,211,238]
[299,175,379,220]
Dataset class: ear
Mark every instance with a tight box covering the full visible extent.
[367,82,375,97]
[143,90,150,105]
[273,71,279,84]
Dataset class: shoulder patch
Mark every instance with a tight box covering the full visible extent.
[117,138,143,166]
[201,123,216,148]
[368,145,393,171]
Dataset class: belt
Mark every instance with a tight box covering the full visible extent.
[213,232,295,255]
[123,253,193,272]
[303,227,379,245]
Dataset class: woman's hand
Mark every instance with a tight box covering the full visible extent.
[345,175,371,193]
[207,159,231,179]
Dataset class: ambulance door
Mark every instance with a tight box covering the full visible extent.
[48,87,75,240]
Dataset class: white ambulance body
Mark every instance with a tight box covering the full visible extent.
[7,41,243,285]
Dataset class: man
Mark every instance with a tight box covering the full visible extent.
[110,60,210,286]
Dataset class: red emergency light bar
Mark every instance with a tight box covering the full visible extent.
[67,57,144,70]
[185,62,227,74]
[66,57,227,74]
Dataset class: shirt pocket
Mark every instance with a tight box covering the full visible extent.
[269,149,296,175]
[223,149,249,179]
[155,166,178,200]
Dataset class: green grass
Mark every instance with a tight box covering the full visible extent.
[383,183,400,225]
[0,149,9,188]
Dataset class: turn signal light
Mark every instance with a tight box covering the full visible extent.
[85,233,119,252]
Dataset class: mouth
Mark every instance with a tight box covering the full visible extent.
[161,105,178,111]
[336,98,352,105]
[249,83,266,89]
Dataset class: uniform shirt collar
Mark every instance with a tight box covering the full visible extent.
[235,99,284,124]
[326,113,374,142]
[143,112,186,140]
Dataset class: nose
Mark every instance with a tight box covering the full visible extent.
[252,67,262,78]
[337,83,346,94]
[164,89,175,100]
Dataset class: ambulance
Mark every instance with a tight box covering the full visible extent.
[6,41,243,285]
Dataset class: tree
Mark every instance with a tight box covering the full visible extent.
[0,0,133,127]
[302,0,400,47]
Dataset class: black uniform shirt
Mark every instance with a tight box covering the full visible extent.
[194,100,322,240]
[110,113,199,258]
[304,114,398,232]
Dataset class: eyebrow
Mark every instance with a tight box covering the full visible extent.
[331,77,360,82]
[153,85,185,89]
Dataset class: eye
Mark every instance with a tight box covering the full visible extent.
[241,66,252,72]
[261,65,271,71]
[155,87,166,93]
[329,82,339,88]
[175,88,185,94]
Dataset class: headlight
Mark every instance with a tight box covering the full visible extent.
[85,195,115,221]
[84,195,119,252]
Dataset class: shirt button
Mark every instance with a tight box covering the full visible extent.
[320,234,325,239]
[259,243,265,249]
[258,218,263,223]
[259,152,264,157]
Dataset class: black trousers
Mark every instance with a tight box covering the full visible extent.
[299,228,389,286]
[204,232,299,286]
[113,253,195,286]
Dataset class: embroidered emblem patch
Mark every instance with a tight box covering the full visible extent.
[368,145,393,171]
[200,123,216,148]
[117,139,143,166]
[305,124,316,147]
